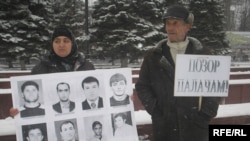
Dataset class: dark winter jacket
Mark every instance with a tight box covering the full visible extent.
[135,37,220,141]
[31,53,95,74]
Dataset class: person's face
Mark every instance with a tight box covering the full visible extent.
[53,36,72,57]
[83,82,99,102]
[60,123,76,141]
[93,124,102,136]
[26,128,44,141]
[22,85,39,103]
[111,80,126,96]
[57,84,70,102]
[165,18,191,42]
[114,116,125,128]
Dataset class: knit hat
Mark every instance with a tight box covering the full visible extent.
[163,5,189,22]
[49,25,79,71]
[52,25,74,42]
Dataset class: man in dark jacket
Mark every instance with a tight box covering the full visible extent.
[53,82,75,114]
[81,76,104,110]
[135,5,220,141]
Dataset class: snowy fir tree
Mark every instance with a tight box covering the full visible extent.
[189,0,230,55]
[238,0,250,31]
[51,0,86,53]
[0,0,235,69]
[0,0,87,69]
[0,0,50,69]
[90,0,166,67]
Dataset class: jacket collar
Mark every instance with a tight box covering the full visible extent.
[154,37,203,53]
[41,52,87,70]
[152,37,203,78]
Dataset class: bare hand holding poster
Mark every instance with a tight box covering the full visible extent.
[174,54,231,97]
[10,68,139,141]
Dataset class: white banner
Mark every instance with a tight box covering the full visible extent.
[11,68,138,141]
[174,54,231,97]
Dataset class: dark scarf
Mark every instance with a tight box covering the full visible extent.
[49,50,78,72]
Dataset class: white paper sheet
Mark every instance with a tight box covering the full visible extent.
[10,68,139,141]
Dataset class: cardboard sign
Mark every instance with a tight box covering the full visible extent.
[174,54,231,97]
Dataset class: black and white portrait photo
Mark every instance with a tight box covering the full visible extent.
[22,123,47,141]
[54,118,79,141]
[17,80,45,118]
[111,111,136,141]
[83,115,109,141]
[52,82,75,114]
[81,76,104,110]
[109,73,131,107]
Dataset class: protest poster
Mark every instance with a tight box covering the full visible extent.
[174,54,231,97]
[10,68,139,141]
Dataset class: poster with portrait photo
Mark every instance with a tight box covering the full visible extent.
[54,118,79,141]
[82,115,110,141]
[21,122,48,141]
[11,79,45,119]
[44,78,78,116]
[103,69,134,108]
[11,68,139,141]
[79,74,106,111]
[111,111,138,141]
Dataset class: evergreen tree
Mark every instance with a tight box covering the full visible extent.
[51,0,86,53]
[90,0,166,67]
[189,0,230,55]
[0,0,50,69]
[238,0,250,31]
[0,0,86,69]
